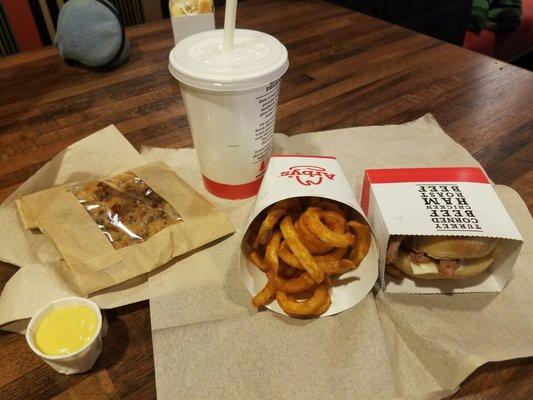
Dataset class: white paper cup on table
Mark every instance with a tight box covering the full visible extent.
[240,155,379,317]
[168,29,289,199]
[25,297,103,374]
[169,0,215,44]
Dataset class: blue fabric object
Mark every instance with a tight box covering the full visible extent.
[55,0,129,68]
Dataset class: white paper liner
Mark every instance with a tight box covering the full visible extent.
[145,118,532,400]
[1,116,531,400]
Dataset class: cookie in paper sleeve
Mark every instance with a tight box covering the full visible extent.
[17,162,234,295]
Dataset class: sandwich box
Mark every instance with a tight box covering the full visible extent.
[361,167,523,293]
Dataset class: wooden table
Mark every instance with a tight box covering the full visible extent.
[1,0,532,398]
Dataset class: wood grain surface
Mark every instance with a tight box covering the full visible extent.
[1,0,532,399]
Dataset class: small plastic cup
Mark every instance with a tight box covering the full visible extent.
[25,297,103,375]
[169,29,289,199]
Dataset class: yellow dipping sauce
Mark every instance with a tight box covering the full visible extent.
[34,305,98,356]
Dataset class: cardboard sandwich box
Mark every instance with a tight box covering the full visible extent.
[361,167,523,294]
[241,155,379,317]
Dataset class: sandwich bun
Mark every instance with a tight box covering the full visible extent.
[405,236,498,260]
[394,249,495,280]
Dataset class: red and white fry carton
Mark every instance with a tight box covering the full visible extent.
[240,155,379,317]
[361,167,523,294]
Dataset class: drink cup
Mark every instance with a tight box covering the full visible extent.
[169,29,289,199]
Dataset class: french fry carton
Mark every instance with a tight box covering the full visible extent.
[240,155,379,317]
[361,167,523,294]
[169,0,215,44]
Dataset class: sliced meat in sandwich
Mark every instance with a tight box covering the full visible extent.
[386,236,498,280]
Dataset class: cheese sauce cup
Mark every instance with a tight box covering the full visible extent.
[169,29,289,199]
[25,297,103,374]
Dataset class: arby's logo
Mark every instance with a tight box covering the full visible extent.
[280,165,336,186]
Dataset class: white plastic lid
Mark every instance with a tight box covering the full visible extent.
[169,29,289,91]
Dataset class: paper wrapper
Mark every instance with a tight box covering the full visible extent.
[16,161,233,295]
[0,125,232,330]
[241,155,378,317]
[147,115,533,399]
[169,0,215,44]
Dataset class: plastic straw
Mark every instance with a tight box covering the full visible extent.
[223,0,238,52]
